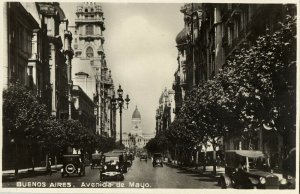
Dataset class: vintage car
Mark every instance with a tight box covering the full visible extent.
[111,149,130,172]
[140,153,148,162]
[61,154,85,177]
[100,152,124,181]
[153,153,163,167]
[280,148,296,189]
[218,150,287,189]
[91,153,104,169]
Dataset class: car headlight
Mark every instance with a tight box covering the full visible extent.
[104,165,107,170]
[78,168,81,172]
[280,178,287,185]
[61,169,63,172]
[116,165,119,170]
[287,175,293,180]
[260,177,266,184]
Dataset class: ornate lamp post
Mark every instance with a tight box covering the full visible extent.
[95,71,101,135]
[111,85,130,147]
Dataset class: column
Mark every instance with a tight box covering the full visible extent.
[49,43,56,116]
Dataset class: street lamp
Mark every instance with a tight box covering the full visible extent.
[111,85,130,147]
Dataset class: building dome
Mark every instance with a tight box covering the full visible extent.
[175,27,189,45]
[132,106,141,119]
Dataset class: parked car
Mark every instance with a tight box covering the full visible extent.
[91,153,104,169]
[140,153,147,162]
[153,153,163,167]
[100,152,124,181]
[280,148,296,189]
[61,154,85,177]
[218,150,286,189]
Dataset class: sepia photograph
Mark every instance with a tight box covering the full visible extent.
[0,1,298,192]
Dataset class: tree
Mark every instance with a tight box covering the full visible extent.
[219,15,296,150]
[3,82,48,174]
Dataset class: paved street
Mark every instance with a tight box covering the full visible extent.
[3,158,219,189]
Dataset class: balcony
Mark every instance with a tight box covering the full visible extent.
[79,34,104,42]
[75,17,104,24]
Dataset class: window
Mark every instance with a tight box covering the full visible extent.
[86,47,94,58]
[85,8,88,12]
[86,25,93,35]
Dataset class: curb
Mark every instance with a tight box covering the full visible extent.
[2,165,63,182]
[165,163,224,179]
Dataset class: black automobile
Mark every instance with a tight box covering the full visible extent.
[280,148,296,189]
[153,153,163,167]
[91,153,104,169]
[140,153,147,162]
[218,150,287,189]
[100,152,124,181]
[61,154,85,177]
[111,149,129,173]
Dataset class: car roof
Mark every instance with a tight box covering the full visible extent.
[111,149,126,153]
[225,150,265,158]
[104,152,122,157]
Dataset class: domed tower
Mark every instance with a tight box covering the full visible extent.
[71,2,115,136]
[131,106,142,136]
[71,2,106,100]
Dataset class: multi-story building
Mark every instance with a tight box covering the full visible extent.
[72,85,96,133]
[155,88,175,135]
[173,3,296,167]
[36,2,73,120]
[3,2,73,169]
[4,2,40,89]
[70,2,116,138]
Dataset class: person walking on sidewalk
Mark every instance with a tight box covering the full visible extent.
[47,157,52,176]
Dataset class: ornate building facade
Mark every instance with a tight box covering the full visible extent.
[118,106,155,150]
[3,2,73,169]
[172,3,296,165]
[155,88,175,135]
[70,2,116,138]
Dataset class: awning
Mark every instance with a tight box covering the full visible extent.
[226,150,265,158]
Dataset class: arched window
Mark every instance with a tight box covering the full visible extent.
[86,25,93,35]
[86,47,94,58]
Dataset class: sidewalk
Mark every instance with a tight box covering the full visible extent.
[165,162,225,179]
[2,164,63,182]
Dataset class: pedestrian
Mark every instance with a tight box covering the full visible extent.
[47,157,52,176]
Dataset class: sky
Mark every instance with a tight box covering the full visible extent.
[60,3,184,134]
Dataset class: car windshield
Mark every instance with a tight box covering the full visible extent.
[154,154,162,158]
[105,156,119,163]
[63,157,80,162]
[248,157,270,171]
